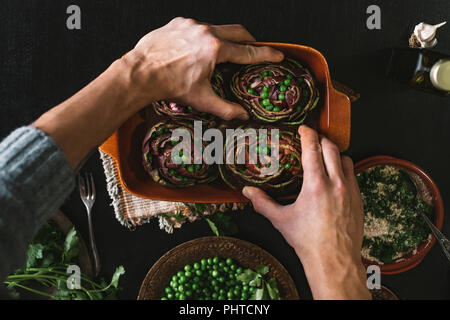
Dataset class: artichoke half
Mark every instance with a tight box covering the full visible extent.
[142,121,218,188]
[230,58,319,124]
[218,125,303,195]
[153,71,225,124]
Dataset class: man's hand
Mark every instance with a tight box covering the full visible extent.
[243,126,371,300]
[123,17,284,120]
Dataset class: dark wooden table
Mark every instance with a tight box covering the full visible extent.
[1,0,449,299]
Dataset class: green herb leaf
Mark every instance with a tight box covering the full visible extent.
[266,277,281,300]
[25,243,45,268]
[110,265,125,289]
[62,227,79,263]
[250,288,265,300]
[204,212,238,237]
[237,269,260,284]
[255,264,269,276]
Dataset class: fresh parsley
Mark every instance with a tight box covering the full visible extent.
[237,264,281,300]
[4,222,125,300]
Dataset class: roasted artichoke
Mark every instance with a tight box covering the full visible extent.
[152,71,225,124]
[142,121,218,188]
[230,58,319,124]
[218,125,303,195]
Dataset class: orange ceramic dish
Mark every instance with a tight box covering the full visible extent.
[354,156,444,274]
[99,42,351,203]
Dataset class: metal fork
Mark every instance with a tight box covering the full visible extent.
[78,172,101,277]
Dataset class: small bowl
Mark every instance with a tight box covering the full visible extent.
[137,236,299,300]
[354,155,444,274]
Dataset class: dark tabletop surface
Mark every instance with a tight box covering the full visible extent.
[1,0,449,300]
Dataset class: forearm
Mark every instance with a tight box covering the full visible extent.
[298,248,371,300]
[33,57,148,169]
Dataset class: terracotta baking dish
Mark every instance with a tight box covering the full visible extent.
[99,42,351,203]
[354,155,444,274]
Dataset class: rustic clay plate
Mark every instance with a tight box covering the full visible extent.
[355,155,444,275]
[99,42,351,203]
[137,236,299,300]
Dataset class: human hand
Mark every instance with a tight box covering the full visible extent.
[243,126,371,299]
[122,17,284,120]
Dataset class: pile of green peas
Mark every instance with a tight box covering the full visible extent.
[161,256,255,300]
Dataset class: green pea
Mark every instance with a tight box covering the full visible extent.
[212,293,218,299]
[230,264,237,271]
[261,71,268,77]
[273,106,281,112]
[167,293,174,299]
[279,84,287,92]
[260,91,269,99]
[165,287,172,294]
[193,262,200,270]
[226,258,233,265]
[285,163,292,169]
[227,291,234,299]
[178,276,186,284]
[219,261,225,268]
[212,270,219,278]
[195,270,203,276]
[201,259,207,266]
[161,297,168,300]
[185,271,192,277]
[286,74,293,79]
[278,93,285,100]
[178,285,184,292]
[247,88,255,95]
[184,265,191,272]
[262,98,270,106]
[236,267,243,274]
[263,86,269,92]
[284,79,291,86]
[185,290,192,297]
[241,292,248,300]
[179,293,186,300]
[265,104,274,111]
[213,256,219,264]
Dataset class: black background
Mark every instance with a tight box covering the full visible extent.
[0,0,449,300]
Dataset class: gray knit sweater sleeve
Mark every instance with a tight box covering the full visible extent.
[0,126,75,281]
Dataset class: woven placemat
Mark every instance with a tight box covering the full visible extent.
[100,151,246,233]
[100,82,359,233]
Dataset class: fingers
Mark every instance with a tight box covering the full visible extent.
[320,136,344,181]
[191,85,249,120]
[298,126,326,181]
[211,24,256,42]
[218,42,284,64]
[341,155,359,191]
[242,186,283,221]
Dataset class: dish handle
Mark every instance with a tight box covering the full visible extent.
[320,86,351,152]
